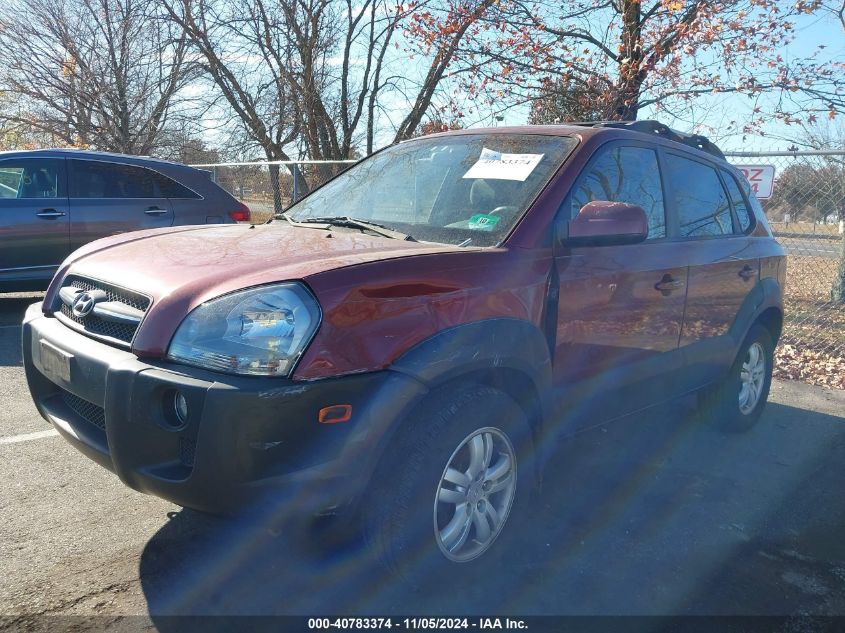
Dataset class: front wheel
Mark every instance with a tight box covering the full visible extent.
[362,384,535,583]
[698,324,774,432]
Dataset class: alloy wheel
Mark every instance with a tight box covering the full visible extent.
[739,341,766,415]
[433,427,517,562]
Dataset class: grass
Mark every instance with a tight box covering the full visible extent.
[770,221,842,237]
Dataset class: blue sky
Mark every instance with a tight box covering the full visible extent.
[658,10,844,152]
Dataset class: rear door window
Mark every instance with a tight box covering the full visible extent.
[0,159,61,199]
[665,155,733,238]
[69,161,158,199]
[570,146,666,239]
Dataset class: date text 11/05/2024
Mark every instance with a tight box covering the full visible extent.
[307,618,528,630]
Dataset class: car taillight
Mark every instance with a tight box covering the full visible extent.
[228,202,251,223]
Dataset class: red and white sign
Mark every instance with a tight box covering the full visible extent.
[735,165,776,199]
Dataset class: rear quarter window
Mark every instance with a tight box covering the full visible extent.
[722,170,753,233]
[737,172,771,231]
[154,171,201,199]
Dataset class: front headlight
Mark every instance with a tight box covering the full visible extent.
[167,283,321,377]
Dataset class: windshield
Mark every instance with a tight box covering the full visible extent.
[286,134,577,246]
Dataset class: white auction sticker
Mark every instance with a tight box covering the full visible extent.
[463,147,544,181]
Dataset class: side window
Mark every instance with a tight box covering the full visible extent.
[0,159,60,199]
[742,181,768,229]
[154,172,200,199]
[722,170,753,233]
[570,146,666,239]
[665,154,733,238]
[69,161,157,198]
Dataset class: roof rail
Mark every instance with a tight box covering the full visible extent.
[566,120,725,160]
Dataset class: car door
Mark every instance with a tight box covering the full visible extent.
[662,153,759,387]
[0,157,69,285]
[67,159,174,252]
[552,144,689,416]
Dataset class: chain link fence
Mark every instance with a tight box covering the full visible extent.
[725,151,845,387]
[193,160,357,222]
[194,150,845,388]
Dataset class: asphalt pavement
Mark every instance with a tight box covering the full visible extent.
[1,294,844,630]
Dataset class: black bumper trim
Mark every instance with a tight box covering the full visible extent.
[23,302,429,514]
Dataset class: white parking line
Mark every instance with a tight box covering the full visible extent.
[0,429,59,445]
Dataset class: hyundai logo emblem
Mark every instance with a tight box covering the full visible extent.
[71,292,96,318]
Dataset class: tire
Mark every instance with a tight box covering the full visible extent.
[362,383,535,585]
[698,324,775,433]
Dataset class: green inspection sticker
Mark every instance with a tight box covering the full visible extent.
[467,213,501,231]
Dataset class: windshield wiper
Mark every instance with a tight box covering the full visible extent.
[280,215,416,242]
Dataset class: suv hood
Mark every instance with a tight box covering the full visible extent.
[45,223,463,355]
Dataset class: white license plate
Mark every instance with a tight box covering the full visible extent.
[40,340,72,383]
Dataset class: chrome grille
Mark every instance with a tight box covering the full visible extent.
[61,391,106,431]
[55,276,151,346]
[59,304,138,342]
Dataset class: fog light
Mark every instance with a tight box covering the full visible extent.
[174,391,189,424]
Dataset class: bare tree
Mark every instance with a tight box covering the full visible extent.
[0,0,193,155]
[392,0,498,141]
[161,0,415,187]
[162,0,493,199]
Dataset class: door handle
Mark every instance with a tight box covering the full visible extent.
[738,266,756,281]
[654,275,685,296]
[36,208,66,219]
[144,206,168,216]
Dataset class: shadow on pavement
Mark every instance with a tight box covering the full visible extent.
[0,295,42,325]
[140,397,845,622]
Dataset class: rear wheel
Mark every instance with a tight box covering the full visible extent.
[698,324,774,432]
[362,384,534,584]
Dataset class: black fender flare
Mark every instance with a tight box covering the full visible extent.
[321,319,554,509]
[728,276,784,350]
[332,319,554,508]
[381,318,553,477]
[390,317,552,394]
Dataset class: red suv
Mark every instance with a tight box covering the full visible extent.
[23,121,785,573]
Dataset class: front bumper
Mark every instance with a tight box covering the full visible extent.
[22,303,427,514]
